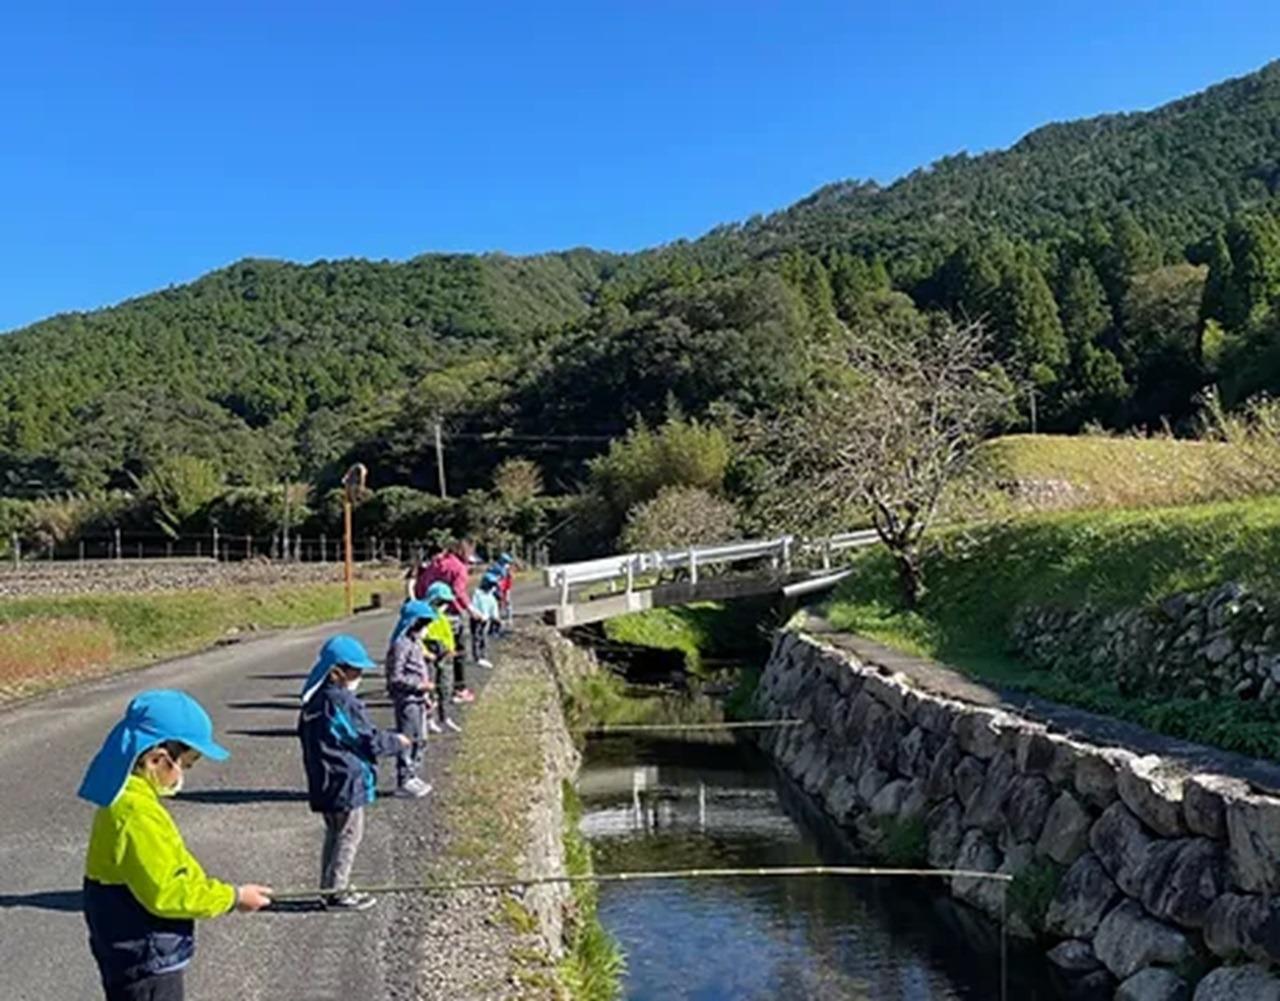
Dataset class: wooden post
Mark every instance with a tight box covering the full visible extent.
[9,533,17,569]
[320,533,327,563]
[212,527,220,563]
[114,527,122,562]
[343,501,355,615]
[79,540,85,564]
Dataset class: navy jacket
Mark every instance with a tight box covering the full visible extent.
[297,682,401,813]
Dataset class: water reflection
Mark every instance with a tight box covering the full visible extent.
[579,736,1061,1001]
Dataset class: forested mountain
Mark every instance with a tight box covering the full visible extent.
[3,60,1280,518]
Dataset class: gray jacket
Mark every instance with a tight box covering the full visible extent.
[386,634,431,702]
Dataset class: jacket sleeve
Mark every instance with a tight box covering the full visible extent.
[329,693,403,759]
[450,563,474,614]
[118,804,237,920]
[385,641,414,696]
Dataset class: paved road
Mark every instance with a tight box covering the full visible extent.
[0,611,464,1001]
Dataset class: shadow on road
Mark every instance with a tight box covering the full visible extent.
[225,701,299,712]
[225,727,298,740]
[0,890,82,913]
[264,899,327,914]
[246,673,309,681]
[178,788,309,804]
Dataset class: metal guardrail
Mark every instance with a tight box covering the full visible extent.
[543,529,881,605]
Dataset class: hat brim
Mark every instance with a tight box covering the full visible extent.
[339,651,378,671]
[186,736,231,761]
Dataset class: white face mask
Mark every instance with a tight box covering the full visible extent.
[144,754,185,798]
[345,677,362,693]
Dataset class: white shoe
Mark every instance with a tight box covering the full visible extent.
[394,778,432,799]
[425,718,443,734]
[477,658,494,670]
[444,718,462,733]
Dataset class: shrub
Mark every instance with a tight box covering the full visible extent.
[589,418,729,522]
[620,486,738,553]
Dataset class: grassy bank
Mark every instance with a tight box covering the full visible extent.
[601,599,774,675]
[435,639,624,1000]
[0,579,396,701]
[825,495,1280,757]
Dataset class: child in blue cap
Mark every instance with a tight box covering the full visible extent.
[79,689,273,1001]
[385,599,438,799]
[297,634,410,911]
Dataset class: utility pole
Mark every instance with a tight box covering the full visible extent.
[434,420,448,499]
[341,464,368,616]
[281,480,291,563]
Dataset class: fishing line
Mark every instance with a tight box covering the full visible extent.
[268,864,1013,902]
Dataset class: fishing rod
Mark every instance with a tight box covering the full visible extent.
[267,864,1013,902]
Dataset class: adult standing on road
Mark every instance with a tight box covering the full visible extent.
[414,539,478,703]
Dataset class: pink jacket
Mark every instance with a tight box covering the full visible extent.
[415,552,473,615]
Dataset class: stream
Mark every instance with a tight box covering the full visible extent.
[577,733,1064,1001]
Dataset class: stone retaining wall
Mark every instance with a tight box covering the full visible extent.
[1011,581,1280,704]
[755,628,1280,1000]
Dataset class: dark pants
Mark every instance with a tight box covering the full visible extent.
[448,614,468,690]
[432,656,453,724]
[393,697,426,786]
[470,618,490,662]
[105,971,184,1001]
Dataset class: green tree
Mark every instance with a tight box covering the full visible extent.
[1058,259,1112,349]
[138,456,225,538]
[588,418,730,528]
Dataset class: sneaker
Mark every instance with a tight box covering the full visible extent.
[425,718,443,735]
[452,688,476,704]
[394,778,432,799]
[477,658,494,670]
[326,892,377,912]
[444,718,463,733]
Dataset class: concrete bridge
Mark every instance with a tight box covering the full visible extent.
[540,531,879,627]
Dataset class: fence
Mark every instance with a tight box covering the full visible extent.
[543,529,880,604]
[5,530,547,570]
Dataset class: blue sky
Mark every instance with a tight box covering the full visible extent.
[2,2,1278,332]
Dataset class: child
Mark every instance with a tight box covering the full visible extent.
[79,689,273,1001]
[298,634,411,912]
[423,582,463,731]
[470,579,500,669]
[481,553,515,633]
[385,600,438,798]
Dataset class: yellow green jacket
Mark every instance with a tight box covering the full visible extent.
[424,615,455,654]
[83,774,234,986]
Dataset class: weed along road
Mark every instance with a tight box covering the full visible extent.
[0,611,456,1001]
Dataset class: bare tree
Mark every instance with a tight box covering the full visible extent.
[759,316,1017,607]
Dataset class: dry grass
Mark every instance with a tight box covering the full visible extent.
[959,433,1260,516]
[0,617,117,697]
[0,580,396,703]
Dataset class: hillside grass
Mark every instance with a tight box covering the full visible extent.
[601,599,774,676]
[0,579,397,701]
[962,433,1245,514]
[825,494,1280,757]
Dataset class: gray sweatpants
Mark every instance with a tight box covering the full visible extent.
[320,808,364,893]
[393,696,426,787]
